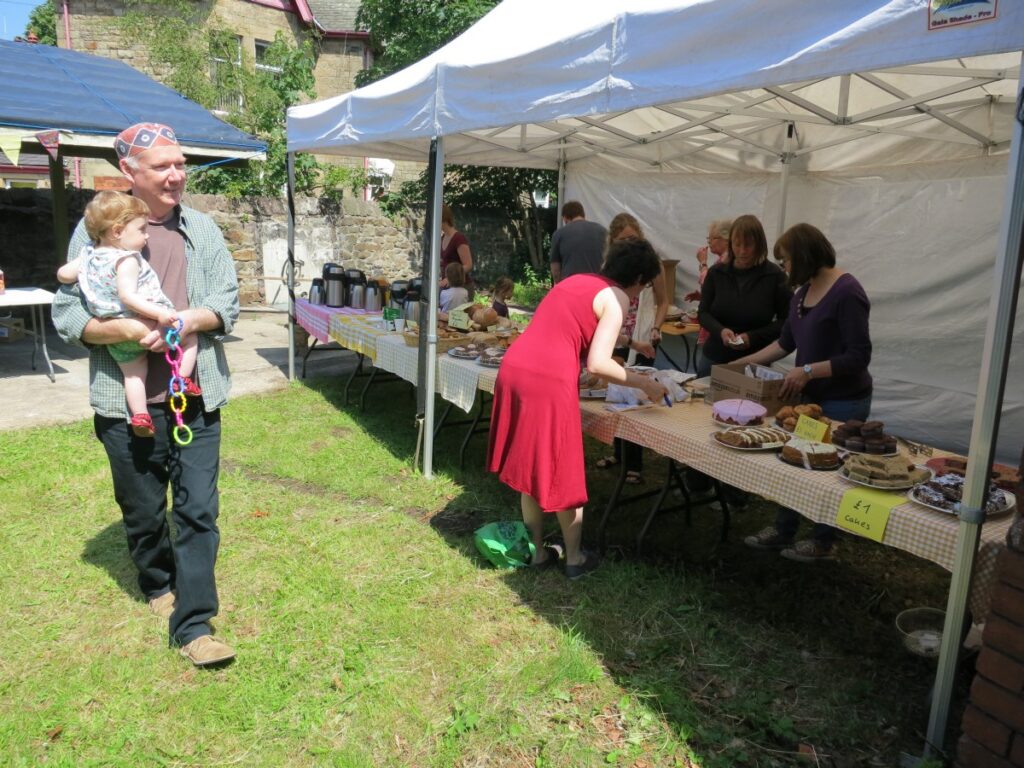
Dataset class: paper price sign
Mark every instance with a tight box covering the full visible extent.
[836,488,904,542]
[447,309,471,330]
[793,414,829,442]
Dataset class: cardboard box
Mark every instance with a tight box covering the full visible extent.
[709,362,798,416]
[0,318,25,343]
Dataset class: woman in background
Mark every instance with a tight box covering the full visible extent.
[440,204,474,298]
[696,214,792,378]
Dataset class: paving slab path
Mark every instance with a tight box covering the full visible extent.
[0,310,356,432]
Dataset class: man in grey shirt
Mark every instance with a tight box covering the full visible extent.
[549,201,607,282]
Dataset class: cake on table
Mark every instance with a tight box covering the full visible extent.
[715,425,789,448]
[713,399,767,426]
[780,438,841,470]
[843,454,930,488]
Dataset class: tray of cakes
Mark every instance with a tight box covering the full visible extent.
[839,454,932,490]
[477,347,506,368]
[712,425,790,451]
[831,419,899,456]
[447,343,482,360]
[711,398,767,429]
[908,473,1016,517]
[774,404,827,433]
[924,456,1021,492]
[778,438,842,471]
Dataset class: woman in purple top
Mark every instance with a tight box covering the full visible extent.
[737,223,873,561]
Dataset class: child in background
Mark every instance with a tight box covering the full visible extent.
[57,191,199,438]
[439,261,469,312]
[491,276,514,318]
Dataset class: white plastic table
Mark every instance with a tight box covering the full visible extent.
[0,287,56,382]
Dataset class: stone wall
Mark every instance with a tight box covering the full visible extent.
[0,189,544,308]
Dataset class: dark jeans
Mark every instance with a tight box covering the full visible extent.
[775,394,873,546]
[610,350,655,473]
[95,399,222,646]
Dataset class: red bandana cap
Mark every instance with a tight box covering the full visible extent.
[114,122,178,160]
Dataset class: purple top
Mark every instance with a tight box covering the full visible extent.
[778,272,872,402]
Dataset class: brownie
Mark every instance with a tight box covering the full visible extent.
[883,435,898,452]
[831,433,847,447]
[861,420,884,437]
[846,437,865,452]
[844,420,864,435]
[864,439,887,454]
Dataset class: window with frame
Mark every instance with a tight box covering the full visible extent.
[255,40,283,77]
[210,34,243,114]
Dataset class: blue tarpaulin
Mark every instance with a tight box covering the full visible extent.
[0,39,265,158]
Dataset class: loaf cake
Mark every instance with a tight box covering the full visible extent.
[780,438,840,470]
[715,426,789,448]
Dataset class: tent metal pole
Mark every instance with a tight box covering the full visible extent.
[924,74,1024,756]
[423,136,445,479]
[49,151,69,262]
[776,122,795,239]
[556,140,566,226]
[286,151,296,382]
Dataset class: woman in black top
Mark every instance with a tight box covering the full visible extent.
[696,214,793,378]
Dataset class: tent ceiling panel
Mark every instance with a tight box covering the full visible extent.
[288,1,1023,176]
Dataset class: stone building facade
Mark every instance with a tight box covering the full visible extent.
[52,0,421,191]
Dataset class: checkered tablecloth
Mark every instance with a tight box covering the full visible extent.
[375,334,420,384]
[328,312,387,362]
[610,400,1011,618]
[295,300,370,344]
[436,355,494,412]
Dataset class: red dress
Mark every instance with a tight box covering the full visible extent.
[487,273,616,511]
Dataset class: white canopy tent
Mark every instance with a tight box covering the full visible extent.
[287,0,1024,754]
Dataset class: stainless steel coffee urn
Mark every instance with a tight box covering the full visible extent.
[308,277,325,305]
[343,269,366,307]
[364,282,382,312]
[323,264,346,307]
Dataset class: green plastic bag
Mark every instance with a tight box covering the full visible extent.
[473,521,536,569]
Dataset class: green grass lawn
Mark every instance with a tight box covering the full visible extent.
[0,375,969,767]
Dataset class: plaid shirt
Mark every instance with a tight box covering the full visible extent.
[52,204,240,418]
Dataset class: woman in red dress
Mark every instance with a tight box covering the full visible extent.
[487,238,668,579]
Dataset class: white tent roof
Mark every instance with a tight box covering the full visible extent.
[288,0,1024,172]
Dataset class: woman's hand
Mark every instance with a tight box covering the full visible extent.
[780,366,810,399]
[637,374,668,405]
[632,340,656,359]
[440,278,450,289]
[697,245,709,266]
[721,328,737,346]
[650,327,662,346]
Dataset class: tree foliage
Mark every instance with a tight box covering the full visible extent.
[115,0,364,199]
[26,1,57,45]
[356,0,557,272]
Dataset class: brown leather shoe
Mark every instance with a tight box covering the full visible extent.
[148,591,175,619]
[179,635,236,667]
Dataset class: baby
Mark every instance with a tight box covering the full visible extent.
[57,191,199,437]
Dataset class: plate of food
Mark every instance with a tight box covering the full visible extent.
[908,474,1017,517]
[838,455,932,490]
[446,344,482,360]
[477,348,505,368]
[830,419,900,456]
[712,426,789,451]
[925,456,1021,491]
[777,438,843,471]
